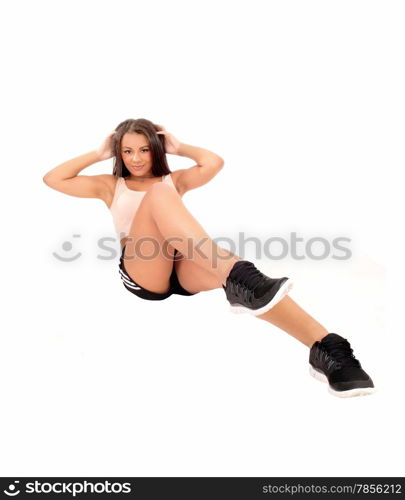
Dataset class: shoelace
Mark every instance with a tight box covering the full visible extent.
[228,262,270,302]
[321,338,361,369]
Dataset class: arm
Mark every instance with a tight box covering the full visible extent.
[172,143,224,195]
[43,131,116,199]
[43,150,111,199]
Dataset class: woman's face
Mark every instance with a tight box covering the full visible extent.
[121,132,153,177]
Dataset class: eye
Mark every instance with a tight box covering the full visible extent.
[123,149,149,154]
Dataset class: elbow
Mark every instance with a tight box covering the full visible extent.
[205,153,224,168]
[43,174,53,186]
[216,159,225,170]
[43,173,58,187]
[213,156,224,169]
[199,156,224,170]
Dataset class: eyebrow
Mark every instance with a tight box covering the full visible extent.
[122,145,149,149]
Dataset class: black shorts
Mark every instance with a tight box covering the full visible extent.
[118,245,195,301]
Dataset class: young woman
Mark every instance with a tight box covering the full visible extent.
[43,118,375,398]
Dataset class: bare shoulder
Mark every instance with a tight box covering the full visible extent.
[169,169,187,195]
[96,174,118,208]
[96,173,118,189]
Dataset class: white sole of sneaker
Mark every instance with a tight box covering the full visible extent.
[309,365,375,398]
[229,278,294,316]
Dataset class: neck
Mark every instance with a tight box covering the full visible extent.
[127,174,156,181]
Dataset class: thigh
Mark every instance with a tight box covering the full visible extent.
[174,255,223,294]
[124,195,176,294]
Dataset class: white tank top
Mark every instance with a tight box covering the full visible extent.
[109,174,177,238]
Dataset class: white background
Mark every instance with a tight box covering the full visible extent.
[1,0,404,477]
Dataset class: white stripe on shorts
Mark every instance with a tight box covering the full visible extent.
[119,268,133,281]
[119,269,141,290]
[121,278,141,291]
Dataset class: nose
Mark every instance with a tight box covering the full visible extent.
[132,158,143,166]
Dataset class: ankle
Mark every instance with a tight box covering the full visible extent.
[308,328,329,347]
[220,257,242,286]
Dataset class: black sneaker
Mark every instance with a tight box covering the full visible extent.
[223,260,293,315]
[309,333,375,398]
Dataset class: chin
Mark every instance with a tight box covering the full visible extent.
[129,167,153,176]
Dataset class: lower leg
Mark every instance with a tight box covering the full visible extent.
[149,185,240,284]
[155,190,327,347]
[256,295,328,347]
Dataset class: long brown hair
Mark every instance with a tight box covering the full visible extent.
[112,118,171,178]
